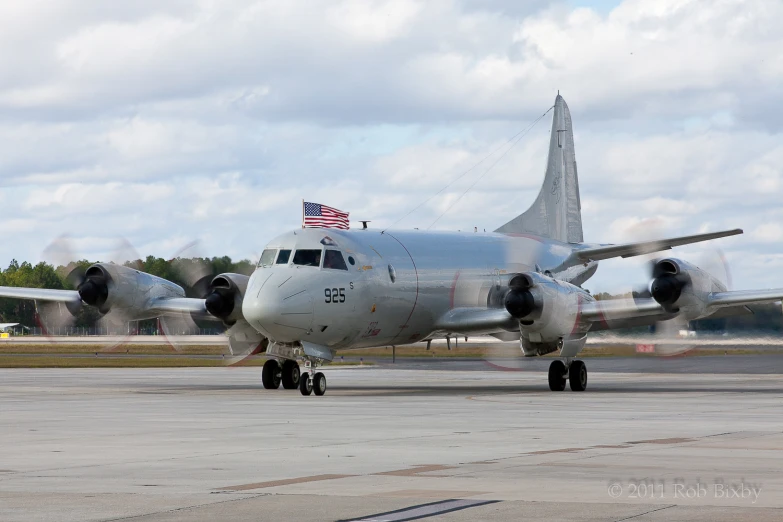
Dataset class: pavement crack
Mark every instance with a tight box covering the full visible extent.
[614,504,676,521]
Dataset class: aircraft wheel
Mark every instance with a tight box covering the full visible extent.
[281,360,300,389]
[548,360,567,391]
[313,372,327,396]
[299,372,313,396]
[261,359,281,390]
[569,360,587,392]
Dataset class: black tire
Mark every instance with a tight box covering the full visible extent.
[281,360,300,389]
[548,360,567,391]
[569,360,587,392]
[313,372,327,396]
[261,360,281,390]
[299,372,313,396]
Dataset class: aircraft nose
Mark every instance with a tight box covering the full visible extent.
[242,272,314,342]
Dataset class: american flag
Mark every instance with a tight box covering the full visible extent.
[303,201,350,229]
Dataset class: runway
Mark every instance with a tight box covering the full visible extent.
[2,362,783,521]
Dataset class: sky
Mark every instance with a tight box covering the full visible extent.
[0,0,782,293]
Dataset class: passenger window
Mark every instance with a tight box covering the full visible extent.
[276,249,291,264]
[323,250,348,270]
[292,249,322,267]
[258,249,277,267]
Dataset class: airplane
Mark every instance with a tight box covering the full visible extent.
[3,93,783,396]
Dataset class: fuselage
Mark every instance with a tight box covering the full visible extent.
[242,228,597,352]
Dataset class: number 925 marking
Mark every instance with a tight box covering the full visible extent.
[324,288,345,303]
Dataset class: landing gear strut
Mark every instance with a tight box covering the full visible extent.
[548,359,587,392]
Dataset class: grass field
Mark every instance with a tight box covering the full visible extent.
[0,340,777,368]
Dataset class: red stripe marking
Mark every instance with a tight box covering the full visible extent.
[570,294,583,336]
[449,270,461,309]
[596,304,609,330]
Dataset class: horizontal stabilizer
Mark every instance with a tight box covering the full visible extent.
[571,229,742,263]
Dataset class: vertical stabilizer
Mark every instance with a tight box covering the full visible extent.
[495,94,583,243]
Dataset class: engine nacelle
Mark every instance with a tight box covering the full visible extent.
[502,272,593,355]
[650,258,726,320]
[78,263,185,319]
[203,273,250,325]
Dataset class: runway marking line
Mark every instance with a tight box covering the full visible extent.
[375,464,455,477]
[626,437,695,445]
[219,464,456,491]
[370,489,489,499]
[220,474,354,491]
[525,447,585,455]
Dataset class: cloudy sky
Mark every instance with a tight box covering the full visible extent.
[1,0,781,292]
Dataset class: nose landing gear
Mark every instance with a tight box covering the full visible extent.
[298,372,327,395]
[299,359,327,396]
[548,359,587,392]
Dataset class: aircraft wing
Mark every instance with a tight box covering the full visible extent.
[570,229,743,263]
[582,288,783,330]
[0,286,80,303]
[580,298,672,331]
[433,307,518,334]
[148,297,218,321]
[148,297,207,315]
[0,287,215,320]
[706,289,783,309]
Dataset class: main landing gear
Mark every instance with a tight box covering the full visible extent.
[261,358,327,396]
[261,359,302,390]
[548,359,587,392]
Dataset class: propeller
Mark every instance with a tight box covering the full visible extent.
[36,235,141,348]
[165,240,263,364]
[625,239,732,357]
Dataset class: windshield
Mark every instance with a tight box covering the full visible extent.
[258,249,277,267]
[276,249,291,264]
[292,249,322,267]
[323,250,347,270]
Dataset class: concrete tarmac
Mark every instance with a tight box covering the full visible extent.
[2,361,783,521]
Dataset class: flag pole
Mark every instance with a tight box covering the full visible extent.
[301,199,305,229]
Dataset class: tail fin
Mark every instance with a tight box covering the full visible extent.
[495,94,583,243]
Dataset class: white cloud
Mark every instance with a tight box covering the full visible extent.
[0,0,781,292]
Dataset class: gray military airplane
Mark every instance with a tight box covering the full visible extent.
[3,94,783,396]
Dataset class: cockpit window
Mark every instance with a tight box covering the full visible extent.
[258,249,277,267]
[323,250,348,270]
[276,249,291,264]
[292,249,322,267]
